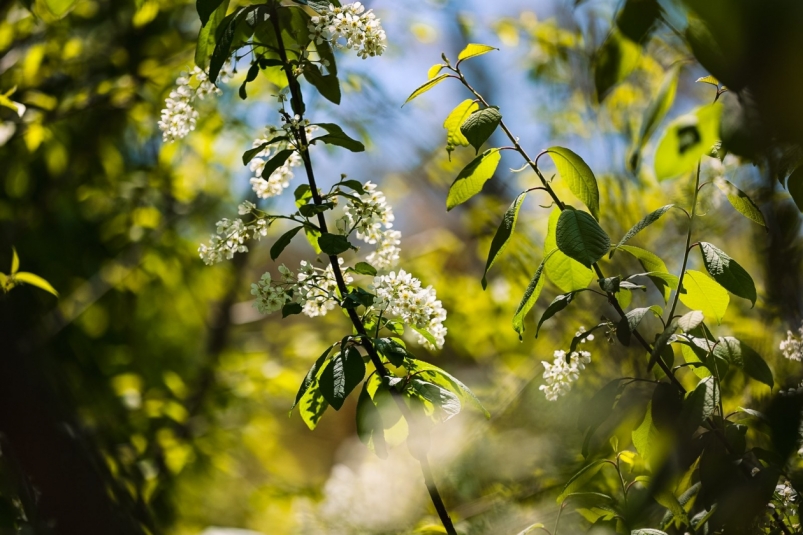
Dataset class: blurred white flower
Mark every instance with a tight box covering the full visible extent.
[540,349,591,401]
[780,321,803,362]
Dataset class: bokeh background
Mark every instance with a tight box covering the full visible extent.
[1,0,802,534]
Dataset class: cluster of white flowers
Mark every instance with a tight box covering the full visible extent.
[308,2,387,59]
[774,480,798,515]
[341,181,400,272]
[540,348,591,401]
[575,326,595,343]
[251,258,353,318]
[780,321,803,362]
[198,217,269,265]
[371,270,447,350]
[158,62,232,143]
[248,122,318,199]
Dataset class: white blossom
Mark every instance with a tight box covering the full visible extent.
[248,123,317,199]
[575,326,594,343]
[775,479,798,515]
[540,349,591,401]
[342,181,400,272]
[251,258,353,318]
[780,321,803,362]
[158,62,232,143]
[366,229,401,272]
[371,270,447,350]
[198,216,269,265]
[308,2,387,59]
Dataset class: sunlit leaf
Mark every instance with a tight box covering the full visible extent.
[699,242,756,306]
[356,382,388,458]
[319,347,366,410]
[678,270,729,324]
[408,377,461,421]
[404,74,450,105]
[654,103,723,181]
[678,310,704,332]
[546,147,600,220]
[197,0,227,26]
[544,208,594,293]
[457,43,498,62]
[630,66,679,171]
[714,177,766,226]
[594,29,640,101]
[611,205,673,256]
[14,272,58,296]
[11,247,19,274]
[618,245,673,302]
[443,99,479,156]
[446,148,501,210]
[427,64,444,79]
[482,191,527,289]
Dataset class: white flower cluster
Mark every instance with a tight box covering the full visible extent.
[341,181,400,272]
[251,258,353,318]
[371,270,447,350]
[158,62,232,143]
[198,217,269,265]
[575,326,595,343]
[248,123,318,199]
[780,321,803,362]
[774,480,798,515]
[308,3,387,59]
[540,349,591,402]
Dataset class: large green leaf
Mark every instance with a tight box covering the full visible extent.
[457,43,498,62]
[654,103,723,181]
[302,63,341,105]
[513,250,556,338]
[618,245,672,302]
[443,99,479,156]
[678,270,729,324]
[630,66,679,171]
[446,148,501,210]
[616,0,661,43]
[460,107,502,154]
[311,123,365,152]
[404,74,450,105]
[318,233,352,255]
[544,208,594,293]
[594,29,640,102]
[197,0,227,26]
[714,178,766,227]
[44,0,75,17]
[557,460,607,503]
[546,147,600,220]
[356,382,387,458]
[209,6,250,83]
[270,226,303,261]
[712,337,773,388]
[699,242,756,306]
[555,209,610,268]
[408,377,461,422]
[788,166,803,213]
[195,0,231,68]
[679,376,719,436]
[260,149,294,178]
[319,347,366,410]
[632,401,660,465]
[407,359,490,419]
[536,291,585,337]
[482,191,527,289]
[611,205,673,256]
[291,344,335,410]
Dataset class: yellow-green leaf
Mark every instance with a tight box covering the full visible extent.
[630,67,679,170]
[44,0,76,17]
[544,208,594,292]
[546,147,600,220]
[618,245,672,302]
[714,177,766,226]
[11,247,19,274]
[404,74,450,105]
[696,75,720,87]
[457,43,498,62]
[446,148,501,210]
[594,29,640,101]
[13,272,59,296]
[678,270,729,324]
[443,99,479,155]
[513,250,556,338]
[654,103,723,181]
[427,64,444,79]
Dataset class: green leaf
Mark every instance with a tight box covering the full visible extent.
[457,43,498,62]
[632,401,660,464]
[544,208,594,293]
[611,205,673,256]
[555,208,610,268]
[618,245,673,302]
[11,247,19,274]
[679,376,719,436]
[14,272,58,296]
[647,320,677,371]
[513,250,556,338]
[427,64,444,79]
[352,262,377,276]
[209,7,247,84]
[482,191,526,289]
[302,63,341,104]
[678,270,729,324]
[546,148,600,220]
[43,0,75,17]
[270,226,303,261]
[616,0,661,43]
[298,379,329,430]
[617,306,660,346]
[319,347,366,410]
[446,148,501,210]
[536,291,582,337]
[374,338,406,366]
[631,530,668,535]
[443,99,479,156]
[788,166,803,213]
[195,0,230,68]
[336,178,366,194]
[260,149,294,178]
[460,107,502,154]
[713,337,773,388]
[281,302,302,318]
[594,29,640,102]
[626,271,679,291]
[404,74,450,105]
[408,359,490,419]
[291,345,335,410]
[654,103,723,181]
[311,131,365,152]
[630,66,679,171]
[557,461,607,503]
[197,0,227,26]
[699,242,756,306]
[356,382,387,458]
[408,377,461,421]
[696,75,720,87]
[318,233,352,255]
[677,310,704,332]
[304,227,321,254]
[298,203,334,218]
[714,178,766,227]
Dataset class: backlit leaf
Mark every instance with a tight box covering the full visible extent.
[443,99,479,156]
[482,191,527,289]
[319,347,366,410]
[513,250,556,338]
[544,208,594,293]
[195,0,230,68]
[678,270,729,324]
[594,29,640,102]
[356,382,388,458]
[699,242,756,306]
[460,106,502,154]
[292,345,335,410]
[457,43,498,62]
[714,177,766,227]
[446,148,501,210]
[611,205,673,256]
[14,272,58,296]
[630,66,679,171]
[546,147,600,220]
[654,103,723,181]
[618,245,673,302]
[404,74,450,105]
